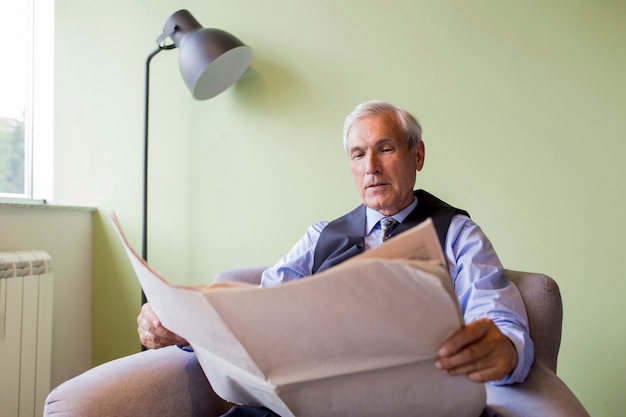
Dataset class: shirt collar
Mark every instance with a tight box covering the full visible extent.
[365,197,418,235]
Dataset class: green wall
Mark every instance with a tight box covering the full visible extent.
[55,1,625,415]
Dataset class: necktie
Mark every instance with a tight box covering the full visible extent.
[380,217,398,243]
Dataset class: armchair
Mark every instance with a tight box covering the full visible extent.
[44,267,589,417]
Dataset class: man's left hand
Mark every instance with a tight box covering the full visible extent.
[434,318,518,383]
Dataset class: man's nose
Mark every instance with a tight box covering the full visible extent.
[365,153,381,174]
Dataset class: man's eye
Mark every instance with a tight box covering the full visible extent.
[351,152,364,159]
[381,147,394,153]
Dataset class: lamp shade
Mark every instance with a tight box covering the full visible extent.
[160,10,252,100]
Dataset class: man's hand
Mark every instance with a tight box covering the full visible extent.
[137,302,188,349]
[435,318,518,383]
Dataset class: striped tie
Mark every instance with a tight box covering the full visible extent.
[380,217,398,243]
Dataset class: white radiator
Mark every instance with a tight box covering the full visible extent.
[0,251,53,417]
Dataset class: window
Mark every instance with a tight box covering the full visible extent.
[0,0,53,201]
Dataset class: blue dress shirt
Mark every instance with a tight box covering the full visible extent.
[260,199,533,385]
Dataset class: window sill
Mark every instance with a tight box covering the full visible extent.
[0,199,96,212]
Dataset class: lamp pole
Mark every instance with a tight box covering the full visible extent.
[142,44,176,304]
[142,44,174,262]
[141,46,164,304]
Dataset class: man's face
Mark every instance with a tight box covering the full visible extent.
[346,112,425,216]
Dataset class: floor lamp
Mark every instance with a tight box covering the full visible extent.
[142,10,252,304]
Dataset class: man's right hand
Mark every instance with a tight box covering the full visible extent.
[137,302,188,349]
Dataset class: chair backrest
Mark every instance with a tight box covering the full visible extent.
[503,269,563,373]
[215,265,266,285]
[215,267,563,373]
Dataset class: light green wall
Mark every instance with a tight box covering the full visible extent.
[55,1,625,415]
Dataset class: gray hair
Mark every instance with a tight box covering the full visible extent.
[342,100,422,153]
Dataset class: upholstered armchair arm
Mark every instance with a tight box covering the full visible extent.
[44,346,231,417]
[486,362,589,417]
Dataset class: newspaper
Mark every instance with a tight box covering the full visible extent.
[111,213,486,417]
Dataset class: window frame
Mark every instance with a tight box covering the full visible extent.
[0,0,53,203]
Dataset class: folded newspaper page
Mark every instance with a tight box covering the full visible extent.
[111,213,486,417]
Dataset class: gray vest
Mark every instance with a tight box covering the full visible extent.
[312,189,469,274]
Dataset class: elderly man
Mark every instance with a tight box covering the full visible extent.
[46,100,532,417]
[138,100,533,416]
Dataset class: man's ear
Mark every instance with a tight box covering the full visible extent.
[416,140,425,171]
